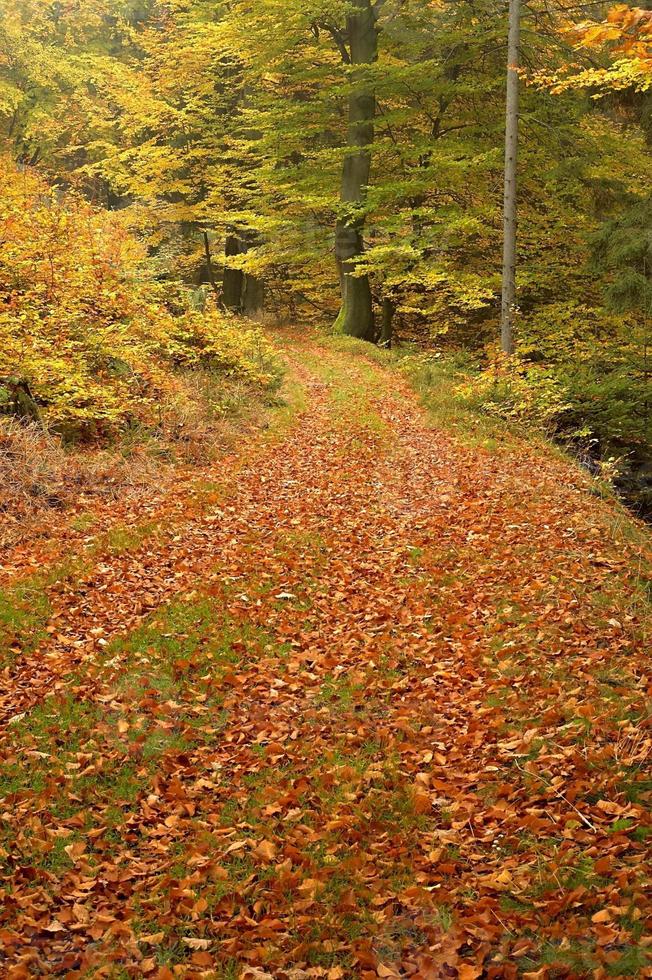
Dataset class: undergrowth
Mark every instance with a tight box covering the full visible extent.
[0,365,282,548]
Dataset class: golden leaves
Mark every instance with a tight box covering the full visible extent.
[0,154,280,439]
[568,4,652,87]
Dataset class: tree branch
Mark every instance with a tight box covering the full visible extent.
[315,21,351,64]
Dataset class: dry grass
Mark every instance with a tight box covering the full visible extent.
[0,369,270,549]
[0,420,158,548]
[0,419,71,509]
[157,368,266,463]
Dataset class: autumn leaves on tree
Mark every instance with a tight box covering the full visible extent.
[1,2,651,476]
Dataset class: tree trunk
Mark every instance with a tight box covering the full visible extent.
[223,233,245,312]
[501,0,520,355]
[379,297,395,348]
[243,273,265,316]
[334,0,377,343]
[3,379,41,423]
[223,231,265,316]
[203,232,221,298]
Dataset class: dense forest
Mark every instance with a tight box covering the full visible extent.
[1,0,651,510]
[1,4,652,979]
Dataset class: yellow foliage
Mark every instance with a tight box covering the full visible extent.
[456,352,572,431]
[0,156,279,437]
[166,312,280,389]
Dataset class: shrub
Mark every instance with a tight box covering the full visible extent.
[452,301,650,471]
[456,352,572,433]
[519,302,651,457]
[0,155,281,439]
[165,312,282,390]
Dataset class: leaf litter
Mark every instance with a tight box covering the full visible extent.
[0,337,650,979]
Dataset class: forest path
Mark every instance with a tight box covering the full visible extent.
[0,332,650,978]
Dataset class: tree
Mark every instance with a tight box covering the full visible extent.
[501,0,521,354]
[0,0,149,186]
[3,0,650,355]
[333,0,380,342]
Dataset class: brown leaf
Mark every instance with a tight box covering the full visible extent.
[253,839,277,863]
[182,937,211,950]
[591,909,611,924]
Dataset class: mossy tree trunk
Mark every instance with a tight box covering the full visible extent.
[2,379,41,423]
[334,0,378,343]
[243,272,265,316]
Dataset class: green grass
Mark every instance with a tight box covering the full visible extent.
[0,583,51,668]
[297,343,391,437]
[403,356,511,447]
[0,555,98,668]
[265,373,309,435]
[0,520,165,670]
[100,522,159,555]
[315,674,365,710]
[322,335,510,448]
[70,512,96,532]
[0,584,290,823]
[521,939,652,977]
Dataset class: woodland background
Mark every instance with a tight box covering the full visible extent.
[0,0,651,515]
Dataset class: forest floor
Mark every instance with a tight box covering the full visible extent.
[0,330,650,980]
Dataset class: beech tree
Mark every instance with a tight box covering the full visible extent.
[501,0,521,354]
[332,0,380,342]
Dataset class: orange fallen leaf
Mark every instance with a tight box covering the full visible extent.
[253,839,277,862]
[591,909,611,924]
[458,966,482,980]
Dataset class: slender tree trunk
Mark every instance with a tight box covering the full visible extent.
[501,0,520,355]
[379,297,395,348]
[223,231,265,316]
[223,233,245,312]
[203,232,220,298]
[334,0,377,343]
[241,230,265,316]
